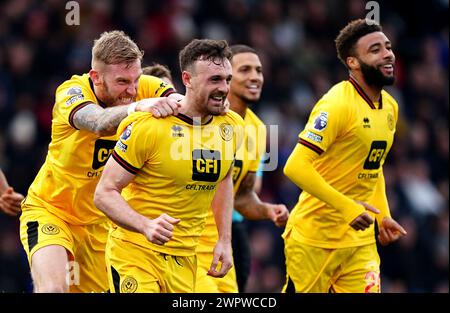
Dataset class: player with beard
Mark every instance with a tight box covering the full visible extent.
[94,39,244,292]
[19,30,181,293]
[196,45,289,293]
[282,19,406,293]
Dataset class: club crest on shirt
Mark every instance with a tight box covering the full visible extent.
[41,223,60,235]
[121,276,138,293]
[120,124,132,141]
[312,112,328,132]
[219,123,233,141]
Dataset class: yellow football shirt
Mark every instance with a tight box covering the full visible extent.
[197,108,266,252]
[285,78,398,248]
[110,110,244,256]
[24,73,174,225]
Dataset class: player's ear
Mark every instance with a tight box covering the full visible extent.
[89,69,101,85]
[182,71,192,88]
[346,56,359,71]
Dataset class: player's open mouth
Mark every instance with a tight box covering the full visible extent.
[247,84,261,94]
[381,64,394,75]
[210,95,225,105]
[119,97,133,104]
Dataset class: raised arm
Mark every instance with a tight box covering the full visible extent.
[73,96,182,136]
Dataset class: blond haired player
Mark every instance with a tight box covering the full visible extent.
[19,30,181,292]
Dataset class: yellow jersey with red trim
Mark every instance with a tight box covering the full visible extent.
[285,78,398,248]
[24,73,174,225]
[197,108,266,252]
[110,110,244,256]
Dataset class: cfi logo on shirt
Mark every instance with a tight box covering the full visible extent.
[312,112,328,132]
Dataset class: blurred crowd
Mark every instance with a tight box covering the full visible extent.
[0,0,448,293]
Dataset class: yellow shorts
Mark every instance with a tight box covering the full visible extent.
[195,251,238,293]
[19,203,109,293]
[282,233,380,293]
[106,235,196,293]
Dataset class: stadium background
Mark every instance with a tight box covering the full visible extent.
[0,0,447,293]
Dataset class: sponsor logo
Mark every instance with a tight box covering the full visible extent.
[363,117,371,128]
[172,125,184,137]
[116,141,128,153]
[192,149,221,182]
[312,112,328,132]
[121,276,138,293]
[92,139,116,170]
[155,81,168,95]
[42,223,60,235]
[363,141,387,170]
[305,131,323,143]
[120,125,132,141]
[65,94,84,106]
[219,123,233,141]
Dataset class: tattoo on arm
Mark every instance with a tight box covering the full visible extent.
[72,103,128,136]
[235,172,267,219]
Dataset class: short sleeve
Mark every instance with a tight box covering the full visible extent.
[298,96,351,155]
[112,113,157,175]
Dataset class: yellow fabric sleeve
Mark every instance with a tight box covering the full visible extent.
[371,170,391,225]
[283,143,366,224]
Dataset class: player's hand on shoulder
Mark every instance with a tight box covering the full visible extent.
[136,97,181,117]
[142,213,180,245]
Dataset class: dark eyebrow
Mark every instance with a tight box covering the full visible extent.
[368,40,391,51]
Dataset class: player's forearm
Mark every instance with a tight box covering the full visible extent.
[73,103,128,136]
[235,190,270,220]
[94,188,146,234]
[212,177,233,242]
[284,144,365,223]
[0,170,9,194]
[372,171,391,225]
